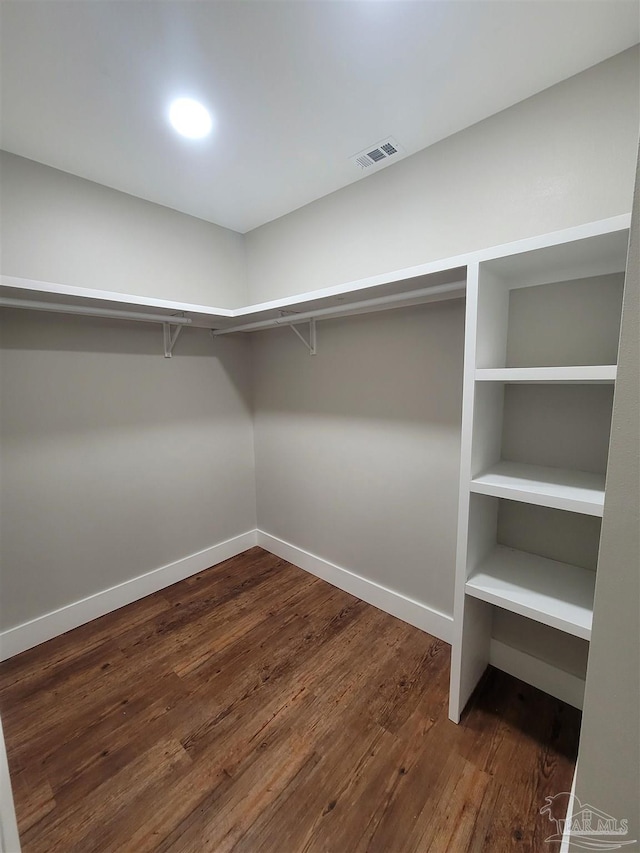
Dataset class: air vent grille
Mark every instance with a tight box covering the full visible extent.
[350,137,404,170]
[367,148,386,163]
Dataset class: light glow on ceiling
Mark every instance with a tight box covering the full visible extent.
[168,98,212,139]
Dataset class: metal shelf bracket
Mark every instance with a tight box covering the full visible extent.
[287,317,316,355]
[163,322,184,358]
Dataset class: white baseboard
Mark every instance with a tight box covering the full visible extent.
[1,531,584,715]
[0,530,258,662]
[489,639,585,710]
[257,530,453,644]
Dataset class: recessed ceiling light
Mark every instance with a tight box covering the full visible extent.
[169,98,212,139]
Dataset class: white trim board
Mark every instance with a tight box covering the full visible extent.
[257,530,453,644]
[0,530,258,662]
[489,639,585,710]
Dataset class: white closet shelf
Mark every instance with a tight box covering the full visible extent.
[470,461,605,516]
[0,265,466,332]
[2,214,631,336]
[475,366,617,384]
[466,546,594,640]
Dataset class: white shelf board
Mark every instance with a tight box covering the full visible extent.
[470,461,605,516]
[475,366,617,384]
[0,276,238,329]
[1,215,630,333]
[466,545,594,640]
[0,268,465,330]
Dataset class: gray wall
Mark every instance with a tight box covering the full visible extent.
[0,151,255,633]
[251,300,464,616]
[245,47,639,303]
[0,151,247,308]
[248,48,638,627]
[506,274,625,368]
[0,310,256,630]
[574,152,639,842]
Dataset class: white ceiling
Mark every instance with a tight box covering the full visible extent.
[1,1,638,234]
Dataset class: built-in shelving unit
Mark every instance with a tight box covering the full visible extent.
[449,215,630,722]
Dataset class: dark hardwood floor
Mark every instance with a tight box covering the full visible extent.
[0,547,580,852]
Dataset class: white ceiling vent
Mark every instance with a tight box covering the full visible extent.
[350,137,405,171]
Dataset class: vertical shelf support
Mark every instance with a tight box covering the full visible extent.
[288,318,317,355]
[163,322,184,358]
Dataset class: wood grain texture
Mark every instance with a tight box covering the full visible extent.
[0,547,580,852]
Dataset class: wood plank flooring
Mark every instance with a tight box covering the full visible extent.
[0,547,580,852]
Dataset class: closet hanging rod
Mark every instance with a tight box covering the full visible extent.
[212,279,466,336]
[0,298,193,326]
